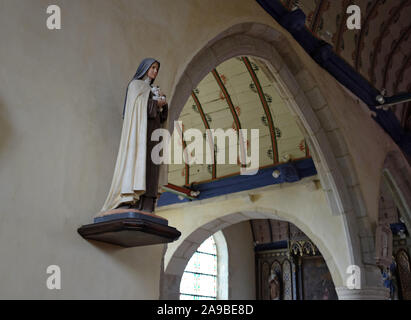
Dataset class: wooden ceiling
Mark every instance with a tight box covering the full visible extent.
[280,0,411,131]
[168,56,309,186]
[167,1,411,186]
[250,219,309,244]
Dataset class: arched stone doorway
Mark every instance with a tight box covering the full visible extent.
[375,151,411,299]
[160,22,389,299]
[161,208,341,300]
[381,151,411,232]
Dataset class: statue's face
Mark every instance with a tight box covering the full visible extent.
[147,62,159,80]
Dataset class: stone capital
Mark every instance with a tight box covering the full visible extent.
[335,287,389,300]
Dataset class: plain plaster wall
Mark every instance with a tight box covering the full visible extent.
[0,0,400,298]
[222,221,256,300]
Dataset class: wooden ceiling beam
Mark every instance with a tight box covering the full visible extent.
[354,0,383,72]
[369,0,409,85]
[191,91,217,179]
[212,69,247,168]
[242,56,278,164]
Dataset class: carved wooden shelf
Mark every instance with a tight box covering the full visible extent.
[78,211,181,248]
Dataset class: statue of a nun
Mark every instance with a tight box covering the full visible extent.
[97,58,169,216]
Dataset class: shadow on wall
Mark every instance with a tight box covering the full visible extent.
[0,98,12,159]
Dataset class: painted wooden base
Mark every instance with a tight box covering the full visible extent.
[78,213,181,248]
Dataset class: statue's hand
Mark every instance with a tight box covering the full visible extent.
[157,98,167,108]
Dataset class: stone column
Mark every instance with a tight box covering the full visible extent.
[160,273,182,300]
[335,287,390,300]
[297,257,303,300]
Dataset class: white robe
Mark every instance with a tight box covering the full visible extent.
[97,79,168,216]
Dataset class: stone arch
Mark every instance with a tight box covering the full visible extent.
[162,22,387,299]
[381,150,411,232]
[161,209,343,300]
[214,230,229,300]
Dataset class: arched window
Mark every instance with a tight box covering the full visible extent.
[180,236,218,300]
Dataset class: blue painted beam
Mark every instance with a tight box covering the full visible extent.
[255,240,288,252]
[390,222,408,236]
[256,0,411,155]
[158,158,317,207]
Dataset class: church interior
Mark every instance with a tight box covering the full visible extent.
[0,0,410,300]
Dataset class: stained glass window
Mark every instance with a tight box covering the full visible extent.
[180,236,217,300]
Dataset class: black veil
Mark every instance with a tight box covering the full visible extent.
[122,58,160,118]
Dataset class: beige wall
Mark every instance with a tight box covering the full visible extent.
[223,221,256,300]
[277,36,404,228]
[0,0,397,298]
[160,179,349,288]
[0,0,279,300]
